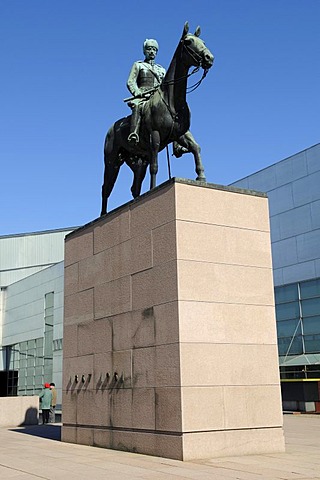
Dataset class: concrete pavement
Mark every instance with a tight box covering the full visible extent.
[0,415,319,479]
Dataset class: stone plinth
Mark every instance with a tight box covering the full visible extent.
[62,178,285,460]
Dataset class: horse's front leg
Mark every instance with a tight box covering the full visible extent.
[149,130,160,190]
[174,130,206,182]
[131,160,148,198]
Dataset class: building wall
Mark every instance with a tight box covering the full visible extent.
[232,145,320,398]
[0,228,74,287]
[2,262,64,404]
[0,289,5,370]
[0,228,75,402]
[231,143,320,287]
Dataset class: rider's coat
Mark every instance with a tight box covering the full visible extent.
[127,60,166,106]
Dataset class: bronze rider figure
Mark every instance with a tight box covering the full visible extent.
[126,39,166,145]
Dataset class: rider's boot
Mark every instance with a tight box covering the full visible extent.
[128,107,140,145]
[173,141,189,158]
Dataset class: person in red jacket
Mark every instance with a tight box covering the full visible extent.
[39,383,52,424]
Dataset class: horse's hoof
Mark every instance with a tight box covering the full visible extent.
[196,176,206,182]
[173,146,188,158]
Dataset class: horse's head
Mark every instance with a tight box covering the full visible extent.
[180,22,214,71]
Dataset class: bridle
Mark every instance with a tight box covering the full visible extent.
[161,38,210,93]
[183,41,207,68]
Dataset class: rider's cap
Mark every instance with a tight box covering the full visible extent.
[143,39,159,52]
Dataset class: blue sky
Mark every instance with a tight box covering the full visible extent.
[1,1,319,235]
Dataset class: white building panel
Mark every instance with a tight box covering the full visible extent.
[273,268,284,286]
[0,228,74,286]
[277,204,312,240]
[247,167,277,192]
[271,237,298,269]
[306,143,320,174]
[275,151,307,187]
[315,259,320,277]
[2,262,64,346]
[269,216,281,243]
[267,183,294,216]
[311,200,320,230]
[292,170,320,208]
[282,260,316,285]
[232,144,320,286]
[296,230,320,263]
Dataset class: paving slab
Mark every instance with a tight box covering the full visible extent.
[0,415,319,479]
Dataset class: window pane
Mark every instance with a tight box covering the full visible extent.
[20,358,27,369]
[45,314,54,327]
[44,364,53,377]
[35,376,43,389]
[277,319,300,337]
[27,357,34,367]
[276,302,300,321]
[45,292,54,308]
[278,336,303,356]
[289,334,303,355]
[28,339,36,349]
[35,366,43,376]
[275,284,298,304]
[278,337,289,355]
[301,298,320,317]
[300,278,320,299]
[45,308,54,318]
[36,347,43,357]
[36,357,43,367]
[304,334,320,354]
[280,366,306,379]
[305,365,320,378]
[303,316,320,335]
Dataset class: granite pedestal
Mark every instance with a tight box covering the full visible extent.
[62,178,285,460]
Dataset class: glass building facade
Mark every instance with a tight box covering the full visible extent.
[276,277,320,379]
[7,337,46,396]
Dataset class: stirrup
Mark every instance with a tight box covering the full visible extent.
[128,132,139,145]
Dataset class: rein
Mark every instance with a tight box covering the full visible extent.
[161,41,209,94]
[162,66,208,93]
[187,68,209,93]
[162,65,200,87]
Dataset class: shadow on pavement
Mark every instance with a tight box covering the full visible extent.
[10,424,61,441]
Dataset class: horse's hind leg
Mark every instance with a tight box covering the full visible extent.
[101,125,124,216]
[101,130,122,217]
[174,130,206,181]
[101,160,121,216]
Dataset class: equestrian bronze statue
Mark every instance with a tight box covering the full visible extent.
[101,22,214,215]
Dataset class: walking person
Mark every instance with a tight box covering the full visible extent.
[39,383,52,424]
[49,382,57,423]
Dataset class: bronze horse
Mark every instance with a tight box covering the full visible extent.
[101,22,214,215]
